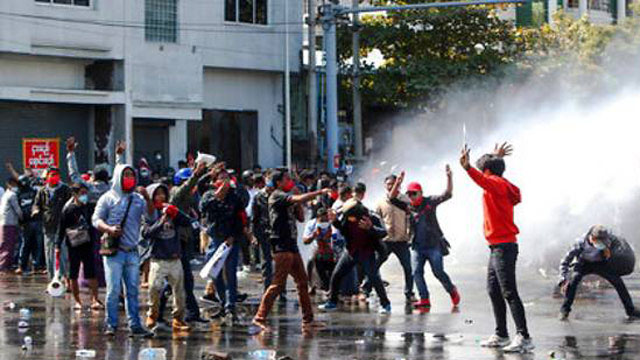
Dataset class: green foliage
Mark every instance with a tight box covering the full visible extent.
[337,0,640,113]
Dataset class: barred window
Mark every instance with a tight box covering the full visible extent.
[225,0,268,25]
[145,0,178,43]
[35,0,91,6]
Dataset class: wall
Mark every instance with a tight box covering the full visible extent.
[203,68,284,167]
[0,101,90,181]
[0,54,90,90]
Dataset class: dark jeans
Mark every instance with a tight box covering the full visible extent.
[239,234,251,267]
[159,250,201,321]
[363,241,414,298]
[412,247,454,300]
[19,221,43,271]
[561,261,636,316]
[315,258,335,291]
[257,234,273,291]
[488,243,529,338]
[329,251,390,307]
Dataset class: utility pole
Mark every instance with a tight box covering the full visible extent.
[308,0,318,166]
[285,0,292,170]
[321,3,339,172]
[319,0,525,172]
[352,0,363,160]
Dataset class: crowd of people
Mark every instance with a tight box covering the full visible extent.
[2,137,640,354]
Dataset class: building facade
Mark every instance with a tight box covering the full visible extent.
[0,0,302,179]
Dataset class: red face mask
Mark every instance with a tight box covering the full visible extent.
[122,177,136,192]
[154,201,165,210]
[411,196,423,207]
[282,179,296,193]
[330,191,339,201]
[47,174,60,186]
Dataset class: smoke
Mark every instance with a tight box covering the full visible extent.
[355,31,640,270]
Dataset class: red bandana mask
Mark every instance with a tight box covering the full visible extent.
[282,179,296,193]
[122,177,136,192]
[47,174,60,186]
[411,196,423,207]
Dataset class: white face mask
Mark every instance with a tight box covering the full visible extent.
[592,240,607,250]
[317,222,330,230]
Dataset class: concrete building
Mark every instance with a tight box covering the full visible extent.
[0,0,302,179]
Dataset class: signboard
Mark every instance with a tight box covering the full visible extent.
[22,138,60,176]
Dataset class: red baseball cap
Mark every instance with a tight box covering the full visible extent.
[406,182,422,193]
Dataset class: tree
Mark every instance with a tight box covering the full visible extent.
[338,0,524,110]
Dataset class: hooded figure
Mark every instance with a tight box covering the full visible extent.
[92,163,153,337]
[141,182,192,332]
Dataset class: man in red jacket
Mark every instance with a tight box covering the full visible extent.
[460,142,534,353]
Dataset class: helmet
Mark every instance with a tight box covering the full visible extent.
[242,170,254,182]
[173,167,192,185]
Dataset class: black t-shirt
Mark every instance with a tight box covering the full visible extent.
[57,201,94,248]
[410,194,451,251]
[268,189,298,253]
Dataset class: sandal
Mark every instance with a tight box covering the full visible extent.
[91,300,105,310]
[73,302,83,310]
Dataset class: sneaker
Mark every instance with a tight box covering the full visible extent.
[379,304,391,315]
[103,324,116,336]
[318,302,338,311]
[559,311,569,321]
[210,308,227,319]
[480,334,510,348]
[502,334,535,353]
[413,299,431,308]
[405,294,417,304]
[128,326,154,338]
[237,293,249,303]
[200,293,220,305]
[450,287,461,307]
[172,319,191,332]
[627,310,640,320]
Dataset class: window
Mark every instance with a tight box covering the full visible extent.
[145,0,178,43]
[225,0,268,25]
[35,0,90,6]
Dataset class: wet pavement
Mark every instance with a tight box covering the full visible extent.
[3,263,640,360]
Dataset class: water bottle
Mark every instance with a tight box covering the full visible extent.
[248,350,276,360]
[23,336,32,346]
[5,302,16,310]
[19,308,31,320]
[75,349,96,358]
[138,348,167,360]
[18,321,29,328]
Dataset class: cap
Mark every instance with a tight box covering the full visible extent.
[406,182,422,193]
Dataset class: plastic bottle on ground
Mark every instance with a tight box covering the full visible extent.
[75,349,97,358]
[138,348,167,360]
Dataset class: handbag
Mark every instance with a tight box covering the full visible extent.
[440,237,451,257]
[66,227,91,248]
[99,196,133,256]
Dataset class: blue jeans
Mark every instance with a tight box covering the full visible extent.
[103,250,142,329]
[205,237,239,312]
[412,247,454,300]
[44,231,68,279]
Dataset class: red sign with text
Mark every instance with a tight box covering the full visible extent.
[22,138,60,176]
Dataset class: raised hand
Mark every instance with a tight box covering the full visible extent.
[115,140,127,155]
[493,142,513,158]
[445,164,452,178]
[459,145,471,170]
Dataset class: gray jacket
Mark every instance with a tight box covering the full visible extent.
[0,188,22,226]
[92,164,148,251]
